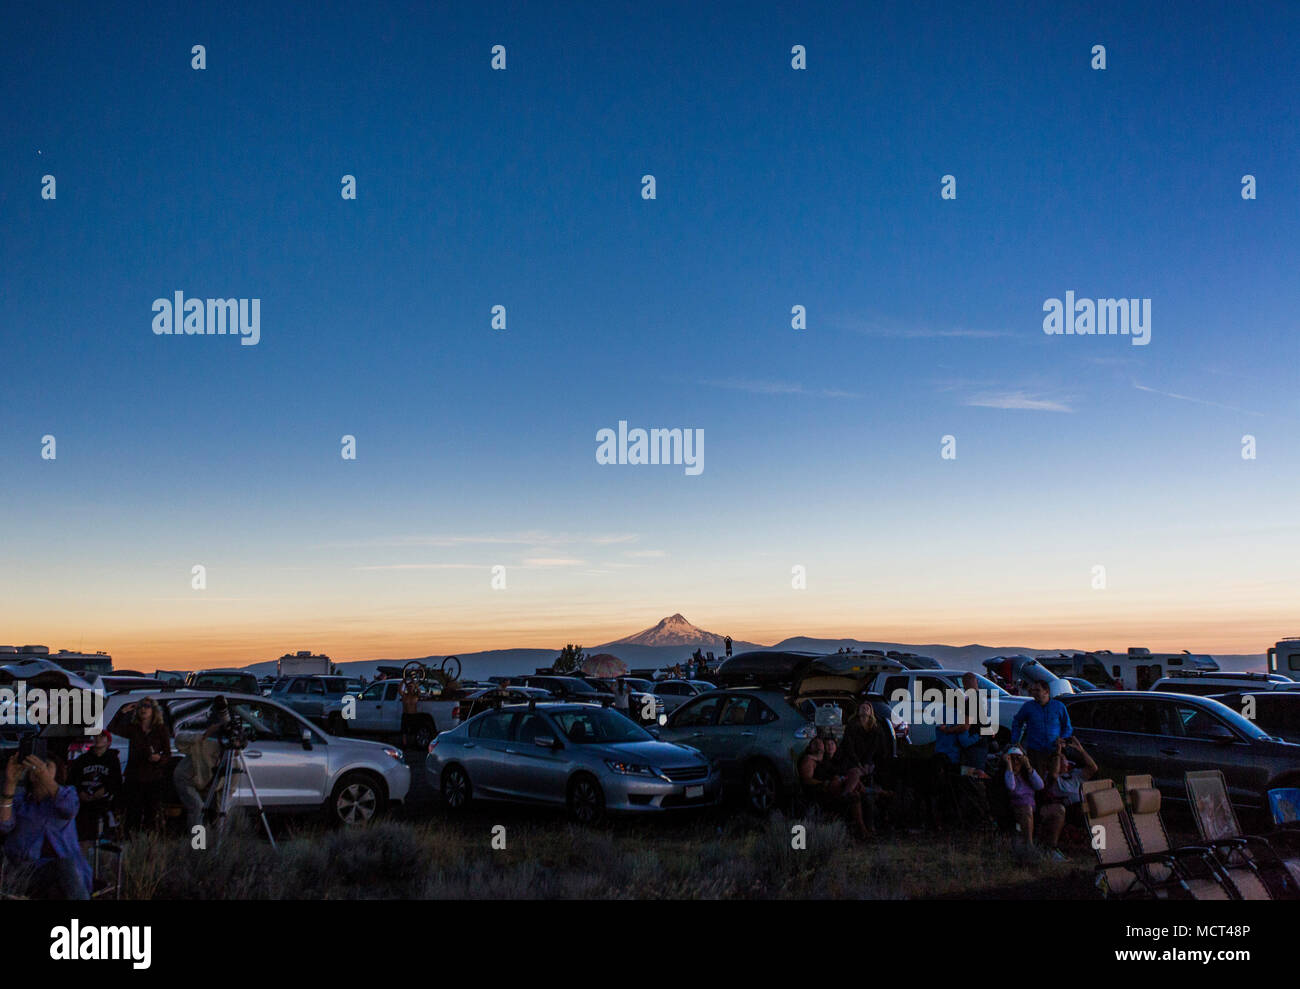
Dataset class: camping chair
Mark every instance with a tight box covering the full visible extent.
[1185,770,1300,898]
[1121,776,1255,899]
[1081,779,1231,899]
[89,838,125,900]
[1269,787,1300,830]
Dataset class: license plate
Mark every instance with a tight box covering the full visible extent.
[685,784,704,799]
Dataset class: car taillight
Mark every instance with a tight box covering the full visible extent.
[428,738,438,754]
[451,705,460,721]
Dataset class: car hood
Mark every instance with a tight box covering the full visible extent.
[586,739,706,767]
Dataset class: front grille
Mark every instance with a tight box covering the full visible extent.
[660,765,708,782]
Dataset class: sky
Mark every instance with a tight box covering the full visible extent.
[2,1,1298,670]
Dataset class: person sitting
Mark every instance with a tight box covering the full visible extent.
[68,731,122,842]
[1002,746,1046,848]
[1,753,93,900]
[799,737,868,840]
[1037,736,1098,852]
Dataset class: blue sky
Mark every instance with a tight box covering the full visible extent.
[2,1,1298,665]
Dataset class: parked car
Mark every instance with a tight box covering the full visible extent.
[1059,690,1300,822]
[1063,676,1100,692]
[515,675,608,702]
[185,669,261,694]
[652,679,717,713]
[853,668,1026,752]
[457,685,552,721]
[657,687,891,813]
[1212,692,1300,745]
[581,678,665,725]
[344,678,462,748]
[1151,671,1294,696]
[427,702,721,823]
[23,687,409,825]
[270,675,353,730]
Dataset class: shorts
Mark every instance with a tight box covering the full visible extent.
[401,713,420,733]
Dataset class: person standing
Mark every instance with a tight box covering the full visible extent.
[1010,680,1072,782]
[400,678,422,749]
[68,731,122,841]
[111,697,171,835]
[612,679,631,718]
[173,698,228,836]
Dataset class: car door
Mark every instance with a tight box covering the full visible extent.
[299,678,326,721]
[660,694,725,758]
[226,699,329,806]
[461,710,517,797]
[1068,697,1160,786]
[1162,699,1268,809]
[499,710,568,803]
[350,682,387,732]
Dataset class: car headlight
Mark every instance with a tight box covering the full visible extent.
[383,748,405,763]
[604,760,656,776]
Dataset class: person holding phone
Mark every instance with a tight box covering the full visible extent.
[111,697,171,835]
[1,752,92,899]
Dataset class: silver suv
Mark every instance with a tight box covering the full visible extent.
[100,689,410,824]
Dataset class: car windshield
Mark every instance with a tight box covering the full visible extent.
[196,674,251,690]
[551,708,652,744]
[1192,698,1273,741]
[321,680,347,694]
[956,673,1010,696]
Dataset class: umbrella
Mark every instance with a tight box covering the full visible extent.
[580,653,628,678]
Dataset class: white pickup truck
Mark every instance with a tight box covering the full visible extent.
[859,669,1032,753]
[342,680,463,749]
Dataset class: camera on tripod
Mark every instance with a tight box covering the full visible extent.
[208,695,247,751]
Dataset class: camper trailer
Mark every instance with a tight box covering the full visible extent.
[1036,647,1218,690]
[1267,637,1300,681]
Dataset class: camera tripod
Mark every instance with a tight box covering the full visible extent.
[203,741,277,848]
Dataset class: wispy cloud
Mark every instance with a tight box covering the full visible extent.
[965,390,1073,412]
[522,557,585,568]
[703,378,861,399]
[625,549,667,558]
[1132,382,1266,418]
[832,316,1013,340]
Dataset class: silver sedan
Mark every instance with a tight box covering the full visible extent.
[426,702,720,823]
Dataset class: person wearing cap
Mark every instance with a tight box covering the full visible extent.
[1002,746,1045,846]
[69,730,122,842]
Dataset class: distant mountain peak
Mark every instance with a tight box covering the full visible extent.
[604,614,727,649]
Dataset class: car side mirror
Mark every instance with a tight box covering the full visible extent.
[1206,725,1236,744]
[301,729,313,750]
[534,735,557,750]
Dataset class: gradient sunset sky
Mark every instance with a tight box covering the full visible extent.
[3,2,1298,670]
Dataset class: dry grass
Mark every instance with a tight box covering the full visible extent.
[114,809,1095,900]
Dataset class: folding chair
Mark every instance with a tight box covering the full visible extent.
[1185,770,1300,898]
[1082,779,1232,899]
[1123,776,1253,899]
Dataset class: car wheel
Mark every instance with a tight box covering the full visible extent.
[568,774,605,825]
[414,720,435,750]
[442,765,472,811]
[329,772,384,826]
[745,760,779,814]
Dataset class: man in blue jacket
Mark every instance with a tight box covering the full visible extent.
[1010,679,1072,781]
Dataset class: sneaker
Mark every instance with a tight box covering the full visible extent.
[1046,847,1066,861]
